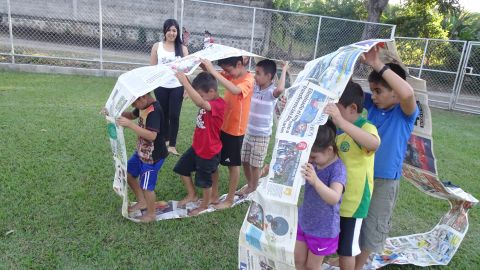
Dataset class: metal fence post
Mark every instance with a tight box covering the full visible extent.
[448,41,468,110]
[418,39,429,78]
[452,42,472,111]
[390,25,396,40]
[7,0,15,64]
[180,0,185,40]
[313,16,322,60]
[99,0,103,70]
[248,7,256,71]
[174,0,178,20]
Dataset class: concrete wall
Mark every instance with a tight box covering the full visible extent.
[0,0,272,54]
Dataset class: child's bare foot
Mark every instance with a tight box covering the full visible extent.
[209,196,220,205]
[177,195,198,208]
[155,201,169,209]
[128,202,146,212]
[236,185,256,197]
[188,205,208,216]
[138,213,156,223]
[235,185,249,196]
[242,187,256,196]
[168,146,180,155]
[213,199,233,210]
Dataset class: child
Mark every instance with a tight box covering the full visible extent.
[294,120,347,270]
[116,93,168,222]
[355,46,419,269]
[199,57,255,209]
[236,59,290,196]
[204,30,214,48]
[173,71,226,216]
[324,81,380,270]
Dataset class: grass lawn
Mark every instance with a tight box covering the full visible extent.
[0,71,479,269]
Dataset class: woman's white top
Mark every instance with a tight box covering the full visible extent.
[156,42,182,88]
[156,42,178,64]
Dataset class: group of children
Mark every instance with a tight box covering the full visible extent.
[116,54,289,220]
[295,46,418,270]
[114,44,419,270]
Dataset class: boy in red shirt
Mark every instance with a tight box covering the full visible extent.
[174,71,226,216]
[200,57,255,209]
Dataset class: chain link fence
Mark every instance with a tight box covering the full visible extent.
[1,0,479,113]
[396,37,480,114]
[453,42,480,114]
[0,0,394,74]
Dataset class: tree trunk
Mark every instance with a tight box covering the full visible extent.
[362,0,390,40]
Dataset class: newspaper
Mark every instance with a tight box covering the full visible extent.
[367,75,479,268]
[104,44,258,222]
[240,39,478,270]
[103,41,478,267]
[238,39,385,270]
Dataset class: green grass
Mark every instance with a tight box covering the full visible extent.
[0,71,479,269]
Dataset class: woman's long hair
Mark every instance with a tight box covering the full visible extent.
[163,19,184,57]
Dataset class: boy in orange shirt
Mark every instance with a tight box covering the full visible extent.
[200,57,254,209]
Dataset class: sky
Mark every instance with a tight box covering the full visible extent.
[389,0,480,13]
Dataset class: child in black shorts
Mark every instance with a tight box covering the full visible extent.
[173,71,226,216]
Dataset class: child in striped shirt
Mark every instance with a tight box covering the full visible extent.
[237,60,289,196]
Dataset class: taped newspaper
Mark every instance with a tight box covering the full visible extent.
[239,39,385,270]
[104,44,259,222]
[240,39,478,269]
[366,76,479,268]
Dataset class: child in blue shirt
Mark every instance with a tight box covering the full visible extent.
[355,45,419,269]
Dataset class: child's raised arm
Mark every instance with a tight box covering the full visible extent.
[200,59,243,95]
[324,103,380,152]
[273,61,290,98]
[175,71,212,111]
[363,46,417,115]
[302,163,343,205]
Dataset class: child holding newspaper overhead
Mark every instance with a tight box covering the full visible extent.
[173,71,226,216]
[236,59,290,197]
[294,120,347,270]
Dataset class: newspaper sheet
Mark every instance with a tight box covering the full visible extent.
[239,39,385,269]
[104,44,258,222]
[240,39,478,270]
[367,75,478,269]
[103,41,478,267]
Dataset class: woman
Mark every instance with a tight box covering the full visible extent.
[150,19,189,155]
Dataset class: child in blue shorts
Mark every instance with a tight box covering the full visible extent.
[116,93,168,222]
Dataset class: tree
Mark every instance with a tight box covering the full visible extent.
[443,10,480,41]
[362,0,390,39]
[382,0,464,38]
[305,0,367,20]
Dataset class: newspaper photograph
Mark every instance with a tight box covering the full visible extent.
[239,191,297,267]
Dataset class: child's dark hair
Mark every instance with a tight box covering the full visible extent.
[217,56,244,67]
[339,81,364,113]
[368,63,406,88]
[192,72,218,93]
[311,120,337,154]
[256,59,277,80]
